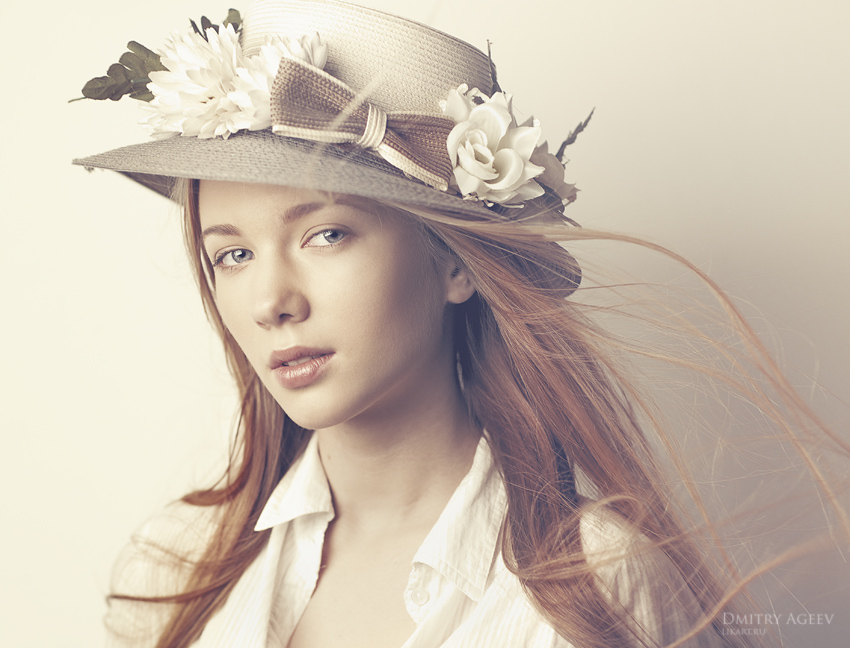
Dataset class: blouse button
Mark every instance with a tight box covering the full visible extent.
[410,587,430,606]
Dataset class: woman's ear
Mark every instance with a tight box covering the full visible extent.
[445,263,476,304]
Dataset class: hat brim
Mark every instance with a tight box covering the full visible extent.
[73,129,500,218]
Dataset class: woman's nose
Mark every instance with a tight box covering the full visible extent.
[250,260,309,329]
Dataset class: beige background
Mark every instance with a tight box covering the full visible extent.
[1,0,848,646]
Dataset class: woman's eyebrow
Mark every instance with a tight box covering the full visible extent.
[202,223,242,240]
[283,201,329,223]
[201,201,334,241]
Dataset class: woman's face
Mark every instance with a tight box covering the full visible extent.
[198,181,471,430]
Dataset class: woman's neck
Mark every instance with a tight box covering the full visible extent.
[315,380,481,537]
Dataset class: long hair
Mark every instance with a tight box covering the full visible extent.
[110,179,850,648]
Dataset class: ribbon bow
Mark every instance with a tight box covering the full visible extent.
[270,57,455,191]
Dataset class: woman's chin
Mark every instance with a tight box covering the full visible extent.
[276,395,364,432]
[279,406,339,432]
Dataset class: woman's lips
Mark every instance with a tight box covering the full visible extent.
[269,349,334,389]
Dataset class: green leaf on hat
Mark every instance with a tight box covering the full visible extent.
[106,64,132,100]
[223,9,242,31]
[118,51,146,78]
[79,39,166,103]
[107,63,129,81]
[76,9,239,103]
[81,75,120,101]
[126,41,166,72]
[128,88,155,102]
[81,63,131,101]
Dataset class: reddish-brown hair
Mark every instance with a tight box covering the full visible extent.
[110,179,849,648]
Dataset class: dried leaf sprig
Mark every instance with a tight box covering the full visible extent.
[189,9,242,43]
[556,108,595,161]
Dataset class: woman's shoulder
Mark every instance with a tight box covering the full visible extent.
[477,503,720,647]
[577,501,722,647]
[105,500,221,647]
[578,502,673,612]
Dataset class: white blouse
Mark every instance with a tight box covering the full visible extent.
[106,435,721,647]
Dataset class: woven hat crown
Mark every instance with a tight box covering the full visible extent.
[242,0,493,113]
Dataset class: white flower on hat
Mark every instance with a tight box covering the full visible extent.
[144,24,327,139]
[442,84,547,205]
[279,33,328,69]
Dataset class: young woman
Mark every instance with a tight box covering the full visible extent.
[73,1,849,647]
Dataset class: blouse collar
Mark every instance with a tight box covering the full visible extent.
[255,434,333,531]
[253,432,507,603]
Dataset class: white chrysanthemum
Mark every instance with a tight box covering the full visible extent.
[143,25,327,140]
[280,33,328,69]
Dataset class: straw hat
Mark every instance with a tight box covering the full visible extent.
[76,0,584,211]
[73,0,582,291]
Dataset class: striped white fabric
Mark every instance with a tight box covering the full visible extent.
[106,435,721,647]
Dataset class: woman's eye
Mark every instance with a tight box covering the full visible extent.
[307,229,347,247]
[215,248,254,267]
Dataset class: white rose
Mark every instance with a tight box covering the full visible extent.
[442,85,545,205]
